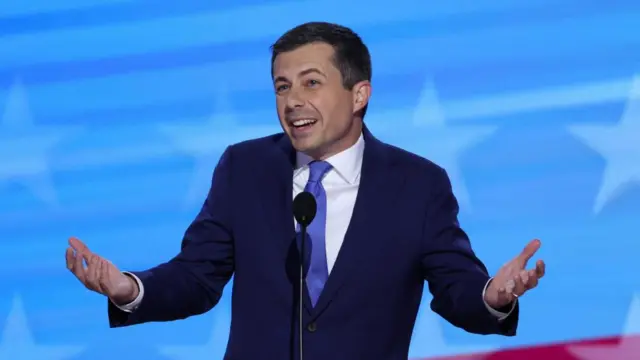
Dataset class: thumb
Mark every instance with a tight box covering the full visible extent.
[69,237,91,255]
[517,239,541,267]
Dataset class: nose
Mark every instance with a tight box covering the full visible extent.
[285,88,305,109]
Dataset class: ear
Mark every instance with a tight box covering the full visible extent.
[352,81,372,114]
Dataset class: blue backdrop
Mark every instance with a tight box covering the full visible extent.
[1,1,639,359]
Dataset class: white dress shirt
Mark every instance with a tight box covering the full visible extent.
[116,134,515,319]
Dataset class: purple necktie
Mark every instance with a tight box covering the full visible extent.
[302,160,332,306]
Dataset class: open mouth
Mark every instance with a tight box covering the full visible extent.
[290,118,317,130]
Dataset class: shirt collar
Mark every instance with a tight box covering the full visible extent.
[294,134,364,184]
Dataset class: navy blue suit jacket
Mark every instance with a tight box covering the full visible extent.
[108,127,518,359]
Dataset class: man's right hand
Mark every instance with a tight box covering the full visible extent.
[65,237,139,305]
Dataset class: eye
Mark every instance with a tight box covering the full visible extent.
[306,79,320,87]
[275,84,289,93]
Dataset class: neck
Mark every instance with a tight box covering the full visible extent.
[307,120,362,160]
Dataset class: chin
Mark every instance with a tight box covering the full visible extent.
[291,139,321,155]
[291,140,314,152]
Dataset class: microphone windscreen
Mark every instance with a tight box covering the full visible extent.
[293,191,316,227]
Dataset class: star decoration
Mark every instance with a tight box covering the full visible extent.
[568,74,640,214]
[409,298,497,359]
[370,79,497,212]
[158,86,280,207]
[567,294,640,359]
[0,78,78,207]
[0,294,84,359]
[158,297,231,359]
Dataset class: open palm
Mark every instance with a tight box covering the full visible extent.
[484,239,546,309]
[65,237,136,304]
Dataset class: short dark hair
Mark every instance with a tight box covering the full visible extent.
[270,22,372,115]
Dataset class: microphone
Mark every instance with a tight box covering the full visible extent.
[292,191,316,360]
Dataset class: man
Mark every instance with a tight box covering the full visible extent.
[66,22,545,359]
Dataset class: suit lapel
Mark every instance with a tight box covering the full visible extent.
[259,135,314,314]
[311,127,406,318]
[259,134,296,248]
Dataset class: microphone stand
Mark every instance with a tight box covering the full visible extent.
[292,191,315,360]
[299,225,307,360]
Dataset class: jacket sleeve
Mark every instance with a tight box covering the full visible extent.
[421,167,518,336]
[108,147,236,327]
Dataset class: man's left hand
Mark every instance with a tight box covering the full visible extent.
[484,239,546,310]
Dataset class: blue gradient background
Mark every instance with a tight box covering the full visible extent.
[1,1,639,359]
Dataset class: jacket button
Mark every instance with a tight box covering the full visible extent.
[307,322,317,332]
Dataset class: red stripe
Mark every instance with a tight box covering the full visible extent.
[415,335,638,360]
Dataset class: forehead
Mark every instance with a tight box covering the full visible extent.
[272,42,338,77]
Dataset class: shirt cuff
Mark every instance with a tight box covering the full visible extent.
[482,277,517,321]
[109,272,144,313]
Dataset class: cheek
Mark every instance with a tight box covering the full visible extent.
[309,95,335,120]
[320,99,350,126]
[275,100,286,121]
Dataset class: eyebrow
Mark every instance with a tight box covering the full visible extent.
[273,67,327,83]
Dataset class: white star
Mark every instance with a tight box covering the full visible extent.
[371,80,497,212]
[409,296,498,359]
[567,294,640,360]
[0,78,78,207]
[158,86,280,207]
[0,294,84,359]
[568,74,640,214]
[158,297,231,359]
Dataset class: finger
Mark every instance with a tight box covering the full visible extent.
[504,279,515,294]
[93,259,106,293]
[517,239,541,267]
[535,260,546,278]
[85,254,100,290]
[526,269,539,289]
[501,282,517,303]
[519,269,530,288]
[65,247,75,270]
[98,259,110,293]
[69,237,91,255]
[513,271,527,296]
[72,249,87,283]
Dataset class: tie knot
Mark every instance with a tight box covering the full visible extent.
[307,161,332,183]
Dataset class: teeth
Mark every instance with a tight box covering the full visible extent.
[292,119,316,127]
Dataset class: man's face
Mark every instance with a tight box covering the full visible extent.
[272,42,369,159]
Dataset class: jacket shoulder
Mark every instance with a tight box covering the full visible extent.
[225,132,287,158]
[382,141,448,181]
